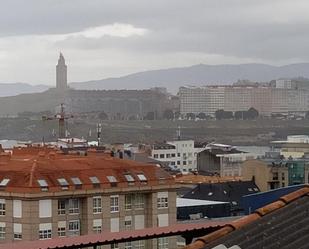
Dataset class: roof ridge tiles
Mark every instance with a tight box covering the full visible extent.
[184,185,309,249]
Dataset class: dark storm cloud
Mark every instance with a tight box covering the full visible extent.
[1,0,309,84]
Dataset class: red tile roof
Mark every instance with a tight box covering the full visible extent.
[0,221,228,249]
[0,147,174,193]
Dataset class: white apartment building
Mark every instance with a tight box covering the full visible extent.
[179,85,309,116]
[151,140,205,173]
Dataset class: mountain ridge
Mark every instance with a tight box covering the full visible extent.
[2,63,309,96]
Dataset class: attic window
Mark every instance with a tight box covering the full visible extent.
[232,201,238,206]
[107,176,118,187]
[0,179,10,187]
[137,173,147,182]
[124,174,135,186]
[37,179,48,191]
[71,177,82,189]
[124,174,135,182]
[57,178,69,190]
[254,188,259,191]
[208,192,213,196]
[89,176,100,188]
[223,190,227,195]
[248,188,253,192]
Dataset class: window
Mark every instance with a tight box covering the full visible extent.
[68,220,80,236]
[125,194,132,210]
[107,176,118,187]
[157,192,168,208]
[135,193,145,209]
[124,216,132,230]
[93,196,102,214]
[177,161,180,165]
[110,218,119,232]
[159,154,164,159]
[124,242,133,249]
[13,200,22,218]
[0,223,5,240]
[111,243,119,249]
[282,172,285,181]
[58,221,66,237]
[183,161,187,165]
[166,154,171,158]
[13,223,22,240]
[135,240,145,249]
[57,178,69,190]
[183,153,186,157]
[37,179,49,191]
[0,179,10,187]
[153,154,158,159]
[177,153,180,157]
[110,195,119,212]
[188,152,193,157]
[71,177,82,189]
[158,237,169,249]
[124,174,135,186]
[0,199,5,216]
[68,199,79,214]
[93,219,102,233]
[58,199,66,215]
[170,161,175,166]
[171,153,175,157]
[39,200,52,218]
[89,176,100,188]
[137,173,147,182]
[39,223,52,240]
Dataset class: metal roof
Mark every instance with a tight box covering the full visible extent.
[0,221,228,249]
[177,198,228,207]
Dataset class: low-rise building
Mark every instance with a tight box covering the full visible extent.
[0,147,178,249]
[197,144,255,177]
[151,140,205,173]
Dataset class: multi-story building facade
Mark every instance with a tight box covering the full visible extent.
[179,85,309,117]
[151,140,204,173]
[242,158,309,192]
[0,147,177,249]
[197,143,255,177]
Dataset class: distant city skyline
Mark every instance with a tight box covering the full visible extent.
[1,0,309,85]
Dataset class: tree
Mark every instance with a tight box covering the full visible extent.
[215,109,225,120]
[247,107,259,119]
[186,113,196,120]
[163,109,174,120]
[144,111,155,120]
[234,111,245,120]
[215,109,233,120]
[197,112,207,119]
[98,111,108,120]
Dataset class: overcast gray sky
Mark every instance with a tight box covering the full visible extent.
[0,0,309,85]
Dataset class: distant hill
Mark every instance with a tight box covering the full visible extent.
[70,63,309,93]
[0,83,49,97]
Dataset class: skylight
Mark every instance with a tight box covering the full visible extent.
[124,174,135,182]
[0,179,10,187]
[57,178,69,189]
[137,173,147,181]
[107,176,117,183]
[37,179,48,187]
[89,176,100,184]
[71,177,82,185]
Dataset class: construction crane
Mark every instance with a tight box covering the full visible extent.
[42,103,73,138]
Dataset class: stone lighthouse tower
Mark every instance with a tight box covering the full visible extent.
[56,53,68,90]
